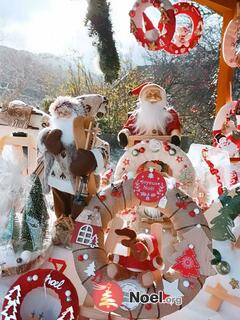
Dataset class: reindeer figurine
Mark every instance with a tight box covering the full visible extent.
[107,228,164,288]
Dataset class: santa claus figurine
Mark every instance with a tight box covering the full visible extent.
[38,96,110,220]
[118,83,182,148]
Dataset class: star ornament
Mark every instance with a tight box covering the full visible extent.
[229,278,240,289]
[162,279,184,298]
[123,159,130,166]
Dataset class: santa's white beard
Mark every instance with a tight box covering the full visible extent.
[51,116,75,145]
[134,100,172,135]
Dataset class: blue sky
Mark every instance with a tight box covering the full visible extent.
[0,0,147,71]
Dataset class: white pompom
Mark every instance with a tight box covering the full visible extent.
[20,250,32,263]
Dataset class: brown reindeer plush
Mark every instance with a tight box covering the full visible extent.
[107,228,163,288]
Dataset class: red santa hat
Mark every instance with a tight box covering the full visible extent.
[129,82,152,96]
[143,12,160,42]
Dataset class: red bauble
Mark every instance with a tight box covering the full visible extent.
[129,10,136,18]
[161,2,203,55]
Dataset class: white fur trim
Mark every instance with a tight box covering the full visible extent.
[49,96,84,117]
[37,128,51,154]
[91,148,105,174]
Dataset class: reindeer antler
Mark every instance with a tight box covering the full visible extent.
[115,228,137,248]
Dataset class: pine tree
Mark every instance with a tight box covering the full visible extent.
[0,208,20,250]
[58,307,74,320]
[85,0,120,83]
[211,210,236,242]
[1,285,21,319]
[21,175,49,251]
[172,248,200,278]
[84,262,96,277]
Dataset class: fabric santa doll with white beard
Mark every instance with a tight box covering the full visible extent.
[38,96,110,220]
[118,83,182,148]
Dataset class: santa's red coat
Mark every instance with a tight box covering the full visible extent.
[123,108,181,135]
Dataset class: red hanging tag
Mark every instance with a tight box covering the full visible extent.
[133,169,167,203]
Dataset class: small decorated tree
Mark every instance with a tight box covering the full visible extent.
[211,210,236,242]
[21,175,49,251]
[0,208,20,250]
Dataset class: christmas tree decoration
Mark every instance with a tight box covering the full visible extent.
[1,269,79,320]
[172,248,200,278]
[129,0,176,51]
[84,262,96,277]
[93,281,123,313]
[210,212,236,242]
[161,2,203,55]
[21,175,50,252]
[169,226,215,277]
[57,307,74,320]
[0,208,20,249]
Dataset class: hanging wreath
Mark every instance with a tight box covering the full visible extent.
[212,101,240,158]
[161,2,203,55]
[71,176,214,319]
[1,269,79,320]
[129,0,176,51]
[212,101,240,187]
[223,16,240,68]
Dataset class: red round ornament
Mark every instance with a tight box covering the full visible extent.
[133,170,167,203]
[130,0,176,51]
[92,281,123,312]
[161,2,203,55]
[1,269,79,320]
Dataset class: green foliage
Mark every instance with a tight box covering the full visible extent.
[85,0,120,83]
[40,97,55,113]
[211,211,236,242]
[21,175,49,251]
[57,57,142,135]
[210,188,240,242]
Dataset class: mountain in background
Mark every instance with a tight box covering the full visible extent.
[0,45,69,106]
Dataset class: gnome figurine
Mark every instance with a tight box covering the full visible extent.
[38,96,110,220]
[118,83,182,148]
